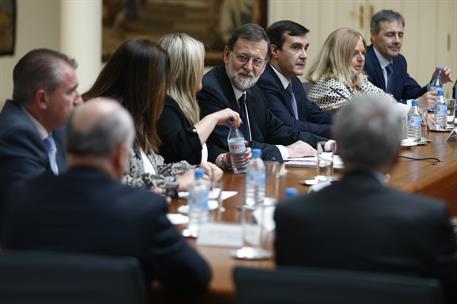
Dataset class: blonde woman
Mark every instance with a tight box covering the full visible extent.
[158,33,243,167]
[306,28,391,112]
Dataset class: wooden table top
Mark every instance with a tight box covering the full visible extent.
[168,128,457,303]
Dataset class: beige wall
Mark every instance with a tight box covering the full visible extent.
[268,0,457,95]
[0,0,101,110]
[0,0,61,109]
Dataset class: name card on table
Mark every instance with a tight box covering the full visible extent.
[447,128,457,142]
[197,223,242,248]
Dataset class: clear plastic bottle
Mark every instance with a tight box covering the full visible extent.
[187,168,209,237]
[284,187,299,199]
[227,122,247,174]
[428,66,443,92]
[245,148,265,208]
[407,99,422,140]
[434,88,447,131]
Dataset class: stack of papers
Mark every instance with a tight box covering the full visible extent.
[285,155,344,169]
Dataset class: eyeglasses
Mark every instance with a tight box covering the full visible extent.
[231,50,267,68]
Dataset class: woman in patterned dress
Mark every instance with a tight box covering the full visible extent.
[306,28,393,112]
[83,39,222,192]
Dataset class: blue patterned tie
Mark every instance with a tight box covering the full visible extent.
[43,136,59,175]
[385,64,394,94]
[286,84,299,119]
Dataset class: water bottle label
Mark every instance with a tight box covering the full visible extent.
[436,104,447,116]
[408,115,422,128]
[228,138,246,154]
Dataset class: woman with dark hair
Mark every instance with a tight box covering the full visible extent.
[83,38,221,191]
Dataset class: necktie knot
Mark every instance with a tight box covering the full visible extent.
[385,64,393,76]
[43,136,56,154]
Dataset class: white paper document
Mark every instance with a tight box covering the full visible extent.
[178,190,237,200]
[285,155,344,169]
[197,223,243,248]
[166,213,189,225]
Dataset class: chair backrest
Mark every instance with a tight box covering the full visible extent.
[234,266,443,304]
[0,251,148,304]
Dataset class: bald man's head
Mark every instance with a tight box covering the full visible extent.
[65,98,134,157]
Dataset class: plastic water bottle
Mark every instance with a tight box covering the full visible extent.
[284,187,299,199]
[227,123,247,174]
[428,66,443,92]
[245,148,265,207]
[434,88,447,131]
[187,168,209,237]
[407,99,422,140]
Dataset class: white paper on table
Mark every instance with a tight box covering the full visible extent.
[285,155,343,169]
[197,223,242,248]
[178,190,237,200]
[253,205,276,232]
[166,213,189,225]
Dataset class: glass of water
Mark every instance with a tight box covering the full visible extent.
[316,140,336,182]
[447,98,456,129]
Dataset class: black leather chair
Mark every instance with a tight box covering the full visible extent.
[0,251,148,304]
[234,266,443,304]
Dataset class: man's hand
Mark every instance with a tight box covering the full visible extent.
[286,141,317,158]
[430,66,454,85]
[418,91,438,112]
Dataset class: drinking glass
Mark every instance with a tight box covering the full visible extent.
[263,161,285,206]
[316,140,336,182]
[231,205,272,260]
[447,98,456,129]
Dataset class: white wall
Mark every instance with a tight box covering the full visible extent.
[0,0,61,109]
[0,0,101,110]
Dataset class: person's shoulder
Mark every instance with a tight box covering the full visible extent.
[0,102,34,135]
[114,183,167,212]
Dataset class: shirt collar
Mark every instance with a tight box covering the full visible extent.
[231,85,245,102]
[270,64,291,90]
[21,106,50,140]
[373,47,392,69]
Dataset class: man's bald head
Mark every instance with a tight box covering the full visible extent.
[65,98,134,157]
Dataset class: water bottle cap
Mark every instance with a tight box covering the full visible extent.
[411,99,418,106]
[436,88,444,95]
[194,168,204,179]
[437,66,444,71]
[285,187,299,198]
[252,148,262,158]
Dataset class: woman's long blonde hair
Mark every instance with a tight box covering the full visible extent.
[306,28,367,89]
[159,33,205,125]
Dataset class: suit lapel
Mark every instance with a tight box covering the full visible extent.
[367,46,387,91]
[267,65,295,116]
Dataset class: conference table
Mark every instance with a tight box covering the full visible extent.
[167,128,457,303]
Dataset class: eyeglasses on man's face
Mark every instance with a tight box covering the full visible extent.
[231,50,267,68]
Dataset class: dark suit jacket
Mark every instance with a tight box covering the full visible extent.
[0,100,66,210]
[364,45,428,102]
[257,64,333,138]
[158,95,203,165]
[1,166,211,294]
[197,65,322,162]
[275,170,457,303]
